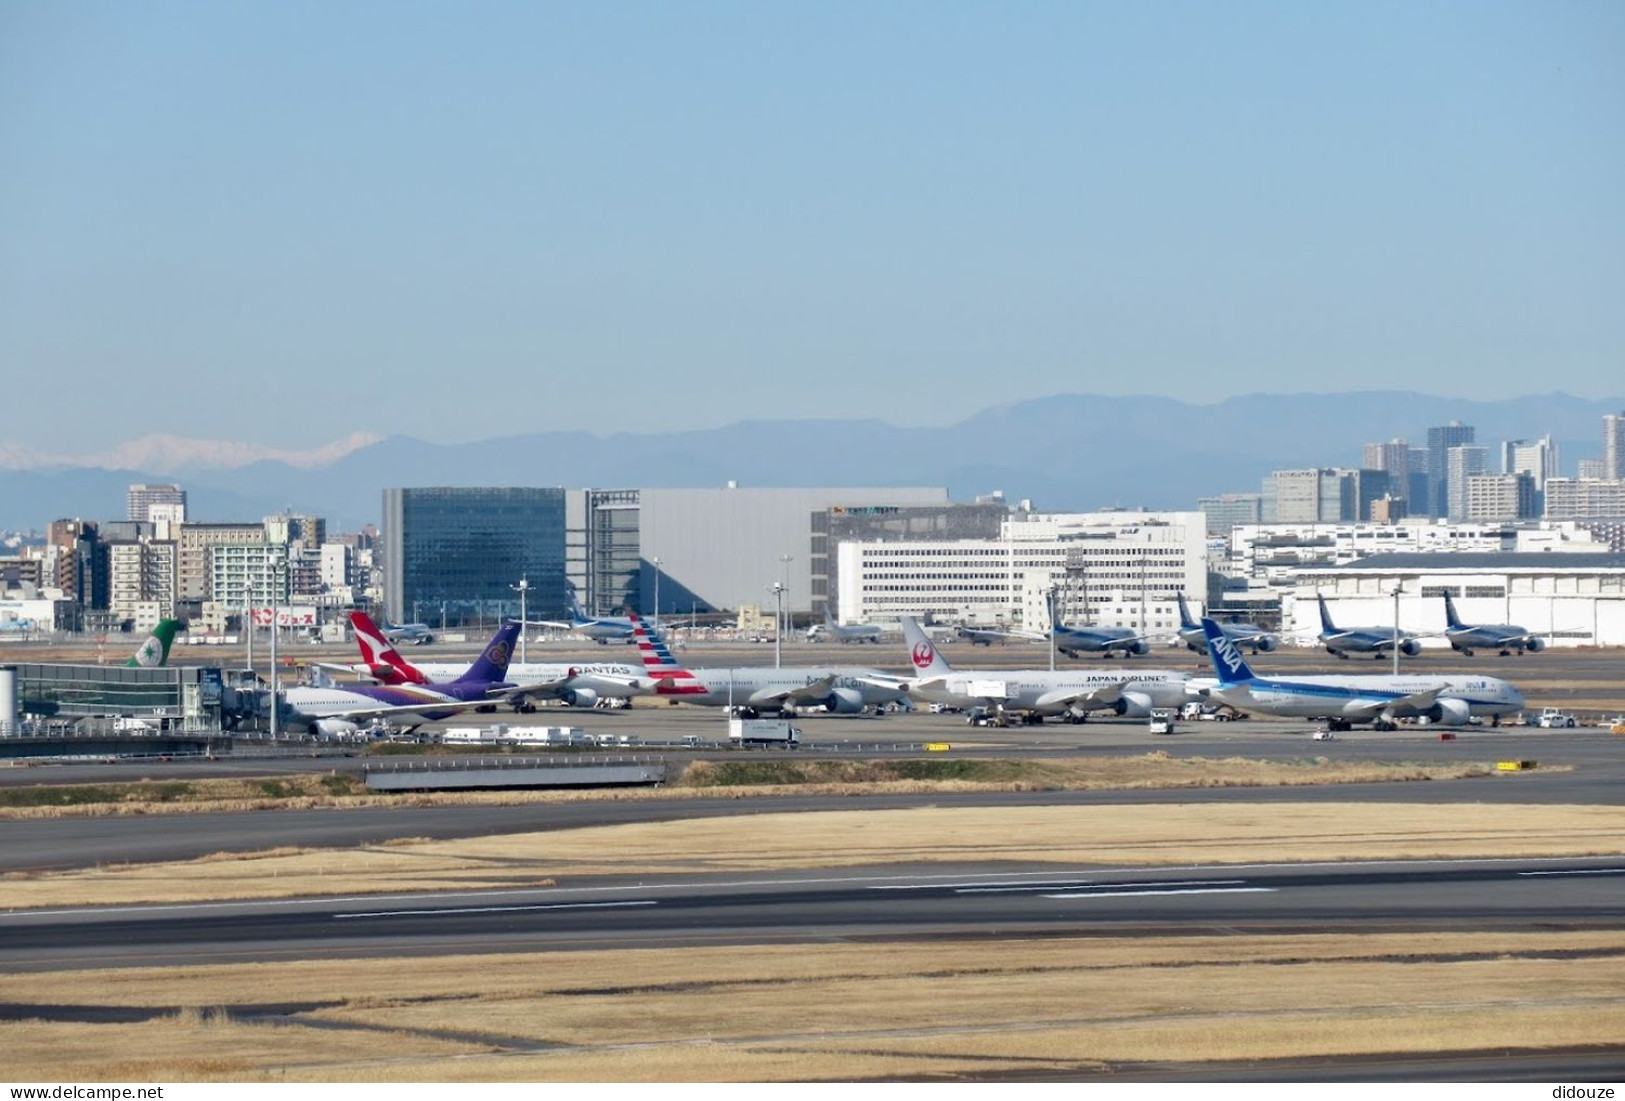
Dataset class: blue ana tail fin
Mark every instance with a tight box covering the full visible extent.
[1201,618,1256,684]
[1177,593,1196,629]
[456,620,522,683]
[1442,591,1463,629]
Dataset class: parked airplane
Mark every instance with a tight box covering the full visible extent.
[534,592,642,643]
[631,616,903,716]
[973,620,1154,658]
[382,619,434,645]
[956,625,1012,646]
[126,619,182,668]
[277,620,524,738]
[343,611,652,709]
[1175,594,1277,655]
[806,612,883,644]
[1442,592,1544,656]
[1199,618,1522,732]
[890,616,1191,724]
[1316,593,1420,660]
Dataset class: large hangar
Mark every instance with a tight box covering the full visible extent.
[1288,553,1625,648]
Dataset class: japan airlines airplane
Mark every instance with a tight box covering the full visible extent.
[631,617,904,716]
[889,616,1191,724]
[278,620,524,738]
[806,612,883,644]
[1441,592,1545,656]
[1200,618,1522,732]
[1175,594,1278,655]
[1316,593,1421,659]
[343,611,653,708]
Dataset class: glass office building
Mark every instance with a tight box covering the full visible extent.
[382,488,568,625]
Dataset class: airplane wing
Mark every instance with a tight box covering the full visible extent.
[1033,683,1126,711]
[755,675,840,704]
[1345,687,1443,720]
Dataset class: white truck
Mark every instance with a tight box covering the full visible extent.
[1536,708,1578,729]
[728,717,801,747]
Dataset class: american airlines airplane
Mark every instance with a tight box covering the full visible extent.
[631,617,904,716]
[341,611,654,709]
[889,616,1191,725]
[1200,618,1523,732]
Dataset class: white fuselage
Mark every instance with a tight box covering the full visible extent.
[1212,674,1524,721]
[909,670,1192,714]
[668,667,902,710]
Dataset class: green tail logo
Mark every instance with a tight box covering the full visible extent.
[127,619,181,668]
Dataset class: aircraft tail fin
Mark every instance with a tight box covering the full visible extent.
[1200,618,1257,685]
[567,589,586,624]
[899,616,954,677]
[1176,593,1196,629]
[630,615,704,694]
[126,619,181,668]
[350,611,429,685]
[455,620,522,684]
[1317,593,1336,633]
[1442,591,1463,629]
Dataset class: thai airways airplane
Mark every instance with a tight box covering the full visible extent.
[1175,594,1278,655]
[1441,592,1545,656]
[1199,618,1523,732]
[278,620,524,738]
[630,617,903,716]
[1316,593,1420,659]
[806,612,883,644]
[343,611,653,709]
[887,616,1191,724]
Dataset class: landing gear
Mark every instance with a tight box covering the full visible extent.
[1498,649,1512,657]
[1461,648,1475,657]
[1373,718,1396,732]
[1328,718,1352,732]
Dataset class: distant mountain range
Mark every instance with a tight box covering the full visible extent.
[3,391,1619,532]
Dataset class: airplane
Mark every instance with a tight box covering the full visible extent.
[1045,622,1155,659]
[533,591,642,644]
[1441,592,1545,657]
[340,611,654,709]
[888,615,1191,725]
[806,612,883,644]
[630,616,905,717]
[1315,593,1420,660]
[956,625,1013,646]
[1175,594,1278,655]
[126,619,182,668]
[1198,617,1523,732]
[381,619,434,645]
[276,620,525,738]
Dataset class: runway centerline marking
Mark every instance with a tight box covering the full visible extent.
[954,879,1248,895]
[1043,887,1277,900]
[1517,868,1625,878]
[334,900,657,920]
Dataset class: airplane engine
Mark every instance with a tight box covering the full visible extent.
[1112,691,1154,718]
[563,687,599,708]
[1427,698,1472,726]
[314,718,361,739]
[819,687,867,714]
[1127,640,1151,656]
[1399,639,1422,657]
[1254,636,1278,652]
[1526,638,1546,653]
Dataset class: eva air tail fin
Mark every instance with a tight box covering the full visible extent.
[127,619,181,668]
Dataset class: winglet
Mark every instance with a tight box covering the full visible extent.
[1201,618,1256,685]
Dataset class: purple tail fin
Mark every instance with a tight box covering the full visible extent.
[455,620,522,684]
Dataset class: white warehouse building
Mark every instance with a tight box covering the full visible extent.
[1286,553,1625,649]
[837,511,1208,631]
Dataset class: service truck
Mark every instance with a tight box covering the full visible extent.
[728,717,801,747]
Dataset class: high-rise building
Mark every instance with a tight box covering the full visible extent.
[177,523,268,602]
[1427,421,1475,518]
[1464,473,1537,522]
[126,484,187,524]
[1544,478,1625,520]
[1362,439,1410,492]
[1501,436,1560,492]
[1578,457,1608,480]
[1604,412,1625,480]
[1198,493,1263,535]
[382,487,569,624]
[1446,445,1489,521]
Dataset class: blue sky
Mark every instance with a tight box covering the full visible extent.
[2,1,1621,449]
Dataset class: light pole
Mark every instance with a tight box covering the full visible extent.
[769,581,786,669]
[268,546,286,740]
[778,554,794,641]
[1391,583,1402,676]
[651,557,662,625]
[1048,584,1059,673]
[511,576,530,663]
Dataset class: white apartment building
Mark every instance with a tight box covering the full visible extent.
[107,540,177,625]
[1545,478,1625,520]
[837,511,1207,630]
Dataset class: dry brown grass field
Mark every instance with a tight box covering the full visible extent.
[5,931,1624,1081]
[4,800,1620,908]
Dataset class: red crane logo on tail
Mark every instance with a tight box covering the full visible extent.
[911,641,935,670]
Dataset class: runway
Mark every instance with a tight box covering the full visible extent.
[4,855,1623,972]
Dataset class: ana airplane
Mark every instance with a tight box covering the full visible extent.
[1175,594,1277,655]
[1316,593,1420,660]
[631,616,904,717]
[126,619,182,668]
[342,611,653,709]
[1441,592,1545,656]
[806,612,883,644]
[890,616,1191,724]
[1199,617,1523,732]
[382,619,434,645]
[956,625,1013,646]
[277,620,524,738]
[534,592,642,644]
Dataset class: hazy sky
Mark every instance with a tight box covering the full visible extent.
[2,1,1621,449]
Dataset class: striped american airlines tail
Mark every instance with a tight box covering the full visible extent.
[350,611,430,685]
[630,616,705,695]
